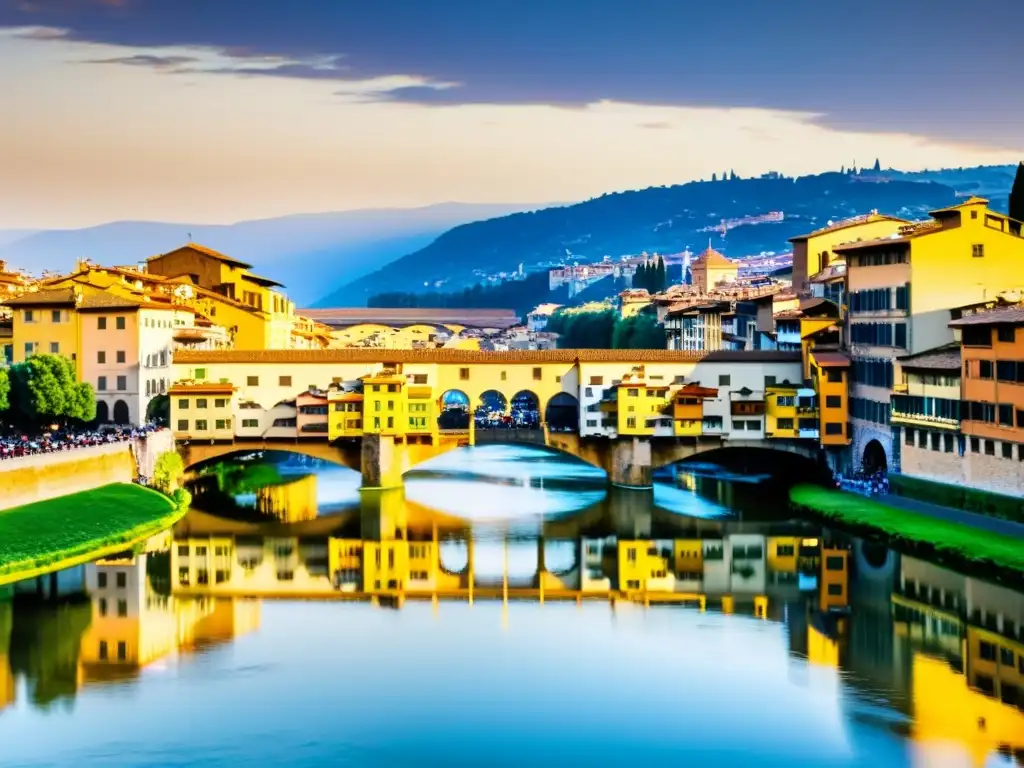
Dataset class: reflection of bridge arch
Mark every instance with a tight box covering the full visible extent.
[181,443,363,473]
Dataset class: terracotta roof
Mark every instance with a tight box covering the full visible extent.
[897,343,961,372]
[148,243,252,270]
[4,288,76,306]
[810,350,851,368]
[301,307,520,329]
[774,309,804,320]
[929,196,989,216]
[789,212,909,242]
[799,297,838,316]
[702,350,802,363]
[329,392,364,402]
[172,349,711,365]
[168,381,236,395]
[692,247,734,267]
[949,305,1024,327]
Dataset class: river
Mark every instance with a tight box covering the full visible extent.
[0,446,1021,767]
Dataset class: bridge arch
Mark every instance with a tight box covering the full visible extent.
[862,439,888,474]
[477,389,508,417]
[510,390,541,428]
[95,400,110,424]
[179,442,362,473]
[545,393,579,432]
[438,389,471,430]
[113,399,130,425]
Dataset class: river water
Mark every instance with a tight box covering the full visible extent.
[0,446,1022,767]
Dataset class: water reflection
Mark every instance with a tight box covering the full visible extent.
[0,447,1022,767]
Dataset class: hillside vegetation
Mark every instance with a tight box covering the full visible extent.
[326,165,1019,305]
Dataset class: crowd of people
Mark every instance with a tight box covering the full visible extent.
[833,467,889,497]
[0,422,165,460]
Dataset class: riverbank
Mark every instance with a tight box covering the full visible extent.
[790,484,1024,580]
[0,483,186,586]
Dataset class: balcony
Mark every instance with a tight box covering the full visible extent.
[890,394,960,430]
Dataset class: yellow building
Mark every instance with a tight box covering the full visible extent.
[690,246,738,293]
[360,369,407,436]
[819,548,849,612]
[808,349,851,447]
[617,540,674,592]
[603,367,672,436]
[327,390,365,439]
[618,290,653,318]
[789,212,909,295]
[5,288,81,369]
[765,383,798,438]
[671,384,717,436]
[146,243,300,351]
[169,381,236,441]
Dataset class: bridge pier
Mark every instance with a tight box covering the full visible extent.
[607,437,654,491]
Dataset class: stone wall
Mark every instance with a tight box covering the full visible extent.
[0,443,135,512]
[899,429,1024,498]
[129,429,174,480]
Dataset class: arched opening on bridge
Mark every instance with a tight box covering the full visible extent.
[544,393,579,433]
[438,389,470,430]
[510,390,540,429]
[475,390,508,425]
[112,399,130,426]
[862,439,888,474]
[94,400,110,424]
[438,538,468,575]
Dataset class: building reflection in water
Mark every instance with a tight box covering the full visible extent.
[1,479,1022,768]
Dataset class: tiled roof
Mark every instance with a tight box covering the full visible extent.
[244,272,285,289]
[173,349,714,365]
[788,212,910,242]
[3,288,77,306]
[810,350,851,368]
[948,305,1024,327]
[692,247,733,267]
[897,343,962,371]
[168,381,236,394]
[149,242,252,270]
[702,350,802,363]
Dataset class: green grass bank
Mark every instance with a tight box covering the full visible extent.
[0,483,186,586]
[790,484,1024,575]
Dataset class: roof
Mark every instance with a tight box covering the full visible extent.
[692,247,734,267]
[76,293,180,312]
[788,212,909,242]
[243,273,286,289]
[529,303,562,316]
[929,196,989,216]
[948,305,1024,327]
[172,348,717,365]
[168,381,236,395]
[810,350,851,368]
[4,288,76,306]
[799,297,838,316]
[701,350,803,363]
[897,343,962,371]
[148,243,252,270]
[328,391,364,402]
[301,307,520,330]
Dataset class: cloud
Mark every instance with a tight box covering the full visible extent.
[83,52,196,69]
[638,122,673,130]
[1,0,1022,150]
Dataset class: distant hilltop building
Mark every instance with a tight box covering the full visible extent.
[699,211,785,235]
[548,262,635,296]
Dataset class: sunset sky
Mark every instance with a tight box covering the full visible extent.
[2,0,1022,230]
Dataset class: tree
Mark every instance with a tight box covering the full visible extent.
[153,450,185,493]
[1010,162,1024,223]
[8,354,95,428]
[711,172,717,182]
[146,394,170,424]
[0,367,9,412]
[872,158,881,172]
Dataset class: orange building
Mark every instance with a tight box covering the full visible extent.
[689,246,738,294]
[950,305,1024,494]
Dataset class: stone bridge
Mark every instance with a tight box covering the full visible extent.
[178,428,821,491]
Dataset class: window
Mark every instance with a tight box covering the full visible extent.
[944,434,954,453]
[97,351,107,364]
[970,437,980,453]
[177,419,188,431]
[825,556,845,571]
[775,544,795,557]
[23,342,35,356]
[962,327,992,347]
[1002,442,1013,459]
[279,376,292,386]
[97,375,107,391]
[215,419,230,430]
[242,418,259,428]
[117,599,128,617]
[997,326,1016,343]
[387,416,394,429]
[98,598,108,616]
[116,376,126,391]
[764,375,776,387]
[48,341,59,354]
[626,417,636,428]
[894,323,907,349]
[827,584,843,596]
[978,360,993,378]
[979,641,997,661]
[532,367,542,380]
[984,440,995,456]
[776,418,793,430]
[930,432,940,451]
[23,309,35,323]
[196,398,208,409]
[972,244,984,258]
[97,572,108,588]
[589,376,604,385]
[825,395,841,408]
[97,317,107,330]
[825,423,843,435]
[459,368,470,380]
[999,403,1014,426]
[194,367,207,380]
[116,350,126,363]
[904,428,915,446]
[195,420,208,431]
[98,641,108,661]
[116,571,127,588]
[718,374,731,386]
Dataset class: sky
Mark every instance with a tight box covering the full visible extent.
[2,0,1023,230]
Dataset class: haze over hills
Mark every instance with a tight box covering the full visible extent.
[0,202,546,305]
[320,164,1020,307]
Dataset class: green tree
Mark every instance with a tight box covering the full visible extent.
[872,158,881,172]
[8,354,95,427]
[1010,162,1024,223]
[146,394,170,424]
[0,367,9,412]
[153,450,185,493]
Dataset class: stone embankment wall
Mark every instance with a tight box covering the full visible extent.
[0,431,174,513]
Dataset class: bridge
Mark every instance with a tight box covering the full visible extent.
[171,348,826,489]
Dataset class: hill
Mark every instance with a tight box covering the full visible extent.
[0,202,545,305]
[327,165,1019,306]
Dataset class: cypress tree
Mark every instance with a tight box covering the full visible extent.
[873,158,881,172]
[1010,162,1024,223]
